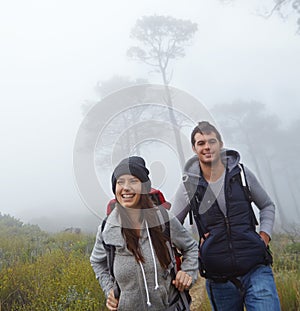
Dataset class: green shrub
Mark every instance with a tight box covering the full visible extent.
[0,250,106,311]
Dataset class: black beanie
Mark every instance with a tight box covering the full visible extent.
[111,156,151,194]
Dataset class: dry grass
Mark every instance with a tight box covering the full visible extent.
[190,274,211,311]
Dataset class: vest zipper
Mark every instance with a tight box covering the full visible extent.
[224,215,235,272]
[225,216,231,237]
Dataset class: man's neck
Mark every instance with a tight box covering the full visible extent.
[200,160,225,182]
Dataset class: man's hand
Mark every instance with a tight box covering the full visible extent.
[106,289,119,310]
[200,232,210,247]
[260,231,270,246]
[172,270,192,292]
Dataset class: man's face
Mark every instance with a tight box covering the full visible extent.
[192,132,223,165]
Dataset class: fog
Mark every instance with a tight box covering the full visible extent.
[1,0,299,233]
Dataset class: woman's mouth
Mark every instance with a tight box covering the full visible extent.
[122,194,135,198]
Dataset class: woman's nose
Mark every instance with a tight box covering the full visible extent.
[122,181,131,190]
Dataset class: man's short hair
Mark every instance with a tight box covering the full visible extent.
[191,121,223,146]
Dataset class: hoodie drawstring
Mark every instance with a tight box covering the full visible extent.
[139,220,159,307]
[139,261,151,306]
[145,220,159,290]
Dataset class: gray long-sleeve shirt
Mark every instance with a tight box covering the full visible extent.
[171,150,276,238]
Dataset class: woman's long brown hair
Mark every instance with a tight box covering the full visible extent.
[118,194,171,269]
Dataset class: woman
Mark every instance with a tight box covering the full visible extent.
[90,156,198,311]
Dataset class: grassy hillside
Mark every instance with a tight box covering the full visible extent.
[0,213,299,310]
[0,213,106,310]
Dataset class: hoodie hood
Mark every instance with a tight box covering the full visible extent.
[183,149,241,186]
[223,149,241,171]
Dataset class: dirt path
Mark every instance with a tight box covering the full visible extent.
[190,275,207,311]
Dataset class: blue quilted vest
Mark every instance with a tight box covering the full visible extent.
[190,165,272,279]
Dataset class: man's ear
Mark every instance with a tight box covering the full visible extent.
[220,141,224,149]
[192,145,196,153]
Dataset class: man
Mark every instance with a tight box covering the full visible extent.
[172,121,281,311]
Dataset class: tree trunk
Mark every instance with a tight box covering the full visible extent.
[264,157,288,228]
[161,68,186,169]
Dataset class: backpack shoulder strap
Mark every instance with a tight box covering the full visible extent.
[182,175,207,240]
[100,217,116,278]
[238,163,252,202]
[157,204,171,241]
[106,199,117,215]
[238,163,259,226]
[100,216,107,233]
[100,216,120,298]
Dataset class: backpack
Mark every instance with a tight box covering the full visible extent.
[101,189,191,310]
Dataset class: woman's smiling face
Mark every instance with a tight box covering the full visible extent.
[115,174,142,209]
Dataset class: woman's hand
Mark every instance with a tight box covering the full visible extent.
[172,270,192,292]
[106,289,119,311]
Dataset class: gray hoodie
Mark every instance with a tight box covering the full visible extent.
[90,206,198,311]
[171,149,275,238]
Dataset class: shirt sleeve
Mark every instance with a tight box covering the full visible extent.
[169,212,199,284]
[244,166,276,238]
[170,182,191,224]
[90,223,114,297]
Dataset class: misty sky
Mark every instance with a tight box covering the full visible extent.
[1,0,299,230]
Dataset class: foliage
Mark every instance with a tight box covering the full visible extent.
[221,0,300,33]
[1,213,300,310]
[266,0,300,33]
[0,250,106,311]
[82,75,149,116]
[264,234,300,310]
[0,214,95,269]
[127,15,198,84]
[276,269,300,310]
[0,213,106,311]
[95,75,148,99]
[0,213,48,268]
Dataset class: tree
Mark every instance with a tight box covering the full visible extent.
[222,0,300,33]
[260,0,300,33]
[81,75,148,115]
[95,75,148,99]
[211,100,293,227]
[127,15,198,85]
[127,15,198,168]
